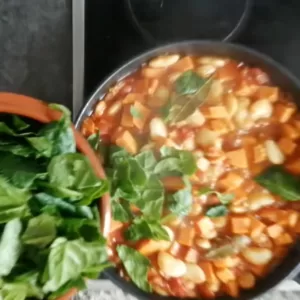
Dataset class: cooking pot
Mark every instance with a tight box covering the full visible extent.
[75,41,300,300]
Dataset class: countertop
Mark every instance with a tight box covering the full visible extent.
[0,0,72,108]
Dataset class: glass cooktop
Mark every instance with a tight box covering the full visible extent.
[78,0,300,282]
[84,0,300,100]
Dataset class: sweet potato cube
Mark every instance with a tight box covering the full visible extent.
[285,158,300,175]
[169,241,181,256]
[248,264,268,277]
[134,80,149,94]
[277,137,296,155]
[184,248,199,263]
[206,106,229,119]
[231,217,251,234]
[115,130,138,154]
[213,257,240,269]
[217,61,239,81]
[274,103,296,123]
[177,226,195,247]
[294,219,300,233]
[253,143,267,163]
[226,148,248,168]
[137,239,171,256]
[274,233,293,245]
[266,224,284,239]
[132,101,151,130]
[121,105,134,127]
[148,79,159,95]
[110,220,124,232]
[238,272,256,289]
[123,93,145,104]
[196,217,216,239]
[250,216,266,238]
[199,262,218,284]
[210,119,229,135]
[141,67,165,78]
[161,177,185,191]
[170,56,194,72]
[287,210,299,228]
[281,124,300,140]
[223,281,239,298]
[216,269,235,284]
[218,172,244,191]
[255,86,279,102]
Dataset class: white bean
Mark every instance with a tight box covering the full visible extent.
[184,264,206,284]
[162,226,175,241]
[250,99,273,121]
[149,118,168,140]
[265,140,285,164]
[196,65,216,78]
[107,100,122,116]
[224,94,238,117]
[242,247,273,265]
[195,128,218,148]
[248,192,275,211]
[157,252,187,278]
[178,110,205,127]
[149,54,180,68]
[197,56,227,67]
[195,238,212,249]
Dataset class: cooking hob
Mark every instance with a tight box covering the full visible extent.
[72,0,300,282]
[81,0,300,102]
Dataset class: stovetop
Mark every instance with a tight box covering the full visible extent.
[84,0,300,99]
[81,0,300,283]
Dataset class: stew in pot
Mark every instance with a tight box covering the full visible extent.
[81,54,300,298]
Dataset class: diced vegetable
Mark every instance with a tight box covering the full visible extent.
[226,148,248,169]
[157,252,187,278]
[242,247,273,265]
[149,54,180,68]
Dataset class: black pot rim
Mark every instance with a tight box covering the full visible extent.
[124,0,253,44]
[75,40,300,300]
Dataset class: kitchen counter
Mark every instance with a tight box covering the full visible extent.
[0,0,72,108]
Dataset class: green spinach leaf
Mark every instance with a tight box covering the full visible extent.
[198,187,234,205]
[43,237,108,293]
[135,150,157,173]
[117,245,151,292]
[38,104,76,156]
[165,76,213,124]
[111,198,133,222]
[167,189,192,217]
[255,166,300,201]
[125,218,169,241]
[22,214,57,248]
[206,205,228,217]
[12,116,30,131]
[135,175,164,219]
[0,219,22,276]
[48,153,109,205]
[157,146,197,176]
[48,277,86,300]
[0,152,46,189]
[31,193,93,219]
[0,176,31,223]
[175,70,207,95]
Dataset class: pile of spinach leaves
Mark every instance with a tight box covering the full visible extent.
[89,131,198,292]
[0,105,109,300]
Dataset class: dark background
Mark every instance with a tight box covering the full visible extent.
[0,0,72,107]
[85,0,300,98]
[1,0,300,113]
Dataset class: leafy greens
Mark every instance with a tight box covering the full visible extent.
[0,107,109,299]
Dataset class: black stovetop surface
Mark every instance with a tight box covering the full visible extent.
[85,0,300,97]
